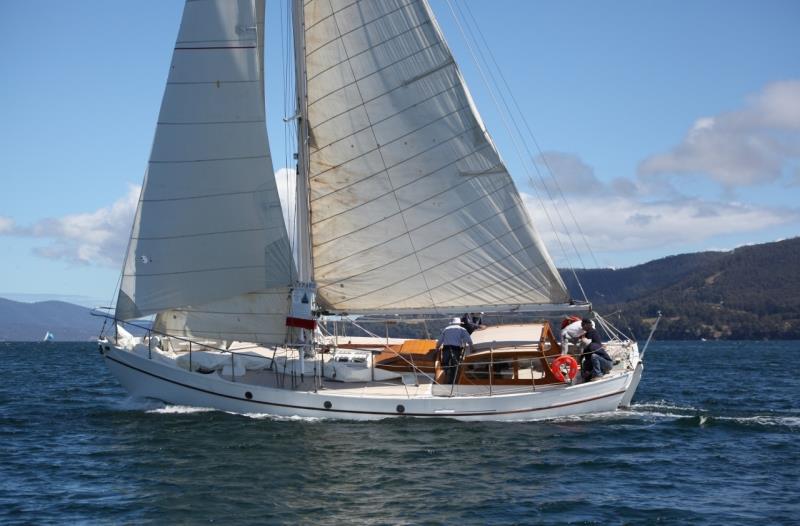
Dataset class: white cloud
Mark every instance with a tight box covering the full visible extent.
[3,170,301,269]
[0,216,15,234]
[2,185,140,267]
[523,192,798,266]
[638,80,800,188]
[533,151,604,195]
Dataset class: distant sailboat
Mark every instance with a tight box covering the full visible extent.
[43,331,55,342]
[98,0,654,420]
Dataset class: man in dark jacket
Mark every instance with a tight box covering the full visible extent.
[460,312,483,334]
[580,318,613,381]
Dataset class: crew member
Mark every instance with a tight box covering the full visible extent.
[579,318,613,381]
[436,317,473,384]
[560,316,585,355]
[460,312,483,334]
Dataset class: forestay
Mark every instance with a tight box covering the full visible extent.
[116,0,294,344]
[301,0,568,313]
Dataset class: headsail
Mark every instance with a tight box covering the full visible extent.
[298,0,569,312]
[116,0,294,344]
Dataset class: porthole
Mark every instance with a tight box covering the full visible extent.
[324,401,332,410]
[245,391,253,400]
[396,404,405,414]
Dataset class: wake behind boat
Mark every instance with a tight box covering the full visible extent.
[97,0,655,420]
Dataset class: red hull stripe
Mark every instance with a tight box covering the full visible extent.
[285,317,316,330]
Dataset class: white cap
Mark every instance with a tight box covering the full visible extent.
[451,317,461,324]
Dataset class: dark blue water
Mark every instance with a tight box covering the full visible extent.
[1,341,798,525]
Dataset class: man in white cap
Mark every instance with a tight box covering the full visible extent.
[436,317,474,384]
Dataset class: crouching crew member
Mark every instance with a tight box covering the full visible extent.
[436,317,474,384]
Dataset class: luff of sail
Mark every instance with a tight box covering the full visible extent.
[300,0,569,312]
[116,0,295,345]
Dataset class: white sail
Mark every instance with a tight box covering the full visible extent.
[152,288,290,344]
[299,0,568,313]
[116,0,294,344]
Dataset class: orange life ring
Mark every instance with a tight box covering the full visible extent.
[551,355,578,382]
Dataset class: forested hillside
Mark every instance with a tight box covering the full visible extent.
[566,238,800,340]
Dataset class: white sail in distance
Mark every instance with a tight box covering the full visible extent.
[299,0,569,313]
[116,0,294,344]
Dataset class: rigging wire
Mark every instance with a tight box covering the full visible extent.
[279,0,297,273]
[460,2,601,272]
[443,0,594,301]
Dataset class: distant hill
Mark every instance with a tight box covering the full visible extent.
[564,237,800,340]
[2,238,798,341]
[0,299,105,341]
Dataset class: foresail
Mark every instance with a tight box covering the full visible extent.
[153,288,291,344]
[300,0,568,312]
[117,0,295,345]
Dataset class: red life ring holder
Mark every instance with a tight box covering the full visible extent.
[551,355,578,382]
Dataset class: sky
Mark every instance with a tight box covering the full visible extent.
[1,0,799,307]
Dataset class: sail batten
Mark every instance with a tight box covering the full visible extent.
[301,0,568,311]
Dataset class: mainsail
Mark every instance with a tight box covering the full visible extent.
[116,0,294,344]
[298,0,569,313]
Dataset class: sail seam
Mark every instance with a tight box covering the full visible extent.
[312,144,495,246]
[304,0,411,39]
[311,137,486,220]
[318,199,526,291]
[123,264,264,278]
[305,53,453,120]
[313,101,469,162]
[174,46,256,50]
[308,79,460,138]
[307,40,445,107]
[175,38,252,45]
[132,227,270,241]
[307,18,431,81]
[315,177,516,270]
[313,107,477,190]
[378,236,553,308]
[316,186,522,287]
[156,120,265,126]
[140,190,267,203]
[323,0,438,310]
[309,121,479,183]
[328,232,550,307]
[407,258,553,307]
[166,80,259,86]
[149,154,269,164]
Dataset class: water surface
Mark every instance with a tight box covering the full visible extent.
[1,341,798,524]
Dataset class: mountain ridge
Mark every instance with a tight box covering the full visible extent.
[565,237,800,340]
[1,238,798,341]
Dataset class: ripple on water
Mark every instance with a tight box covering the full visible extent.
[0,341,799,525]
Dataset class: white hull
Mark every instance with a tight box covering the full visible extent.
[100,342,641,421]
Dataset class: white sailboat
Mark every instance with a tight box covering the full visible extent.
[43,331,55,342]
[98,0,651,420]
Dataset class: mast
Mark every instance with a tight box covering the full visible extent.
[288,0,316,379]
[291,0,314,285]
